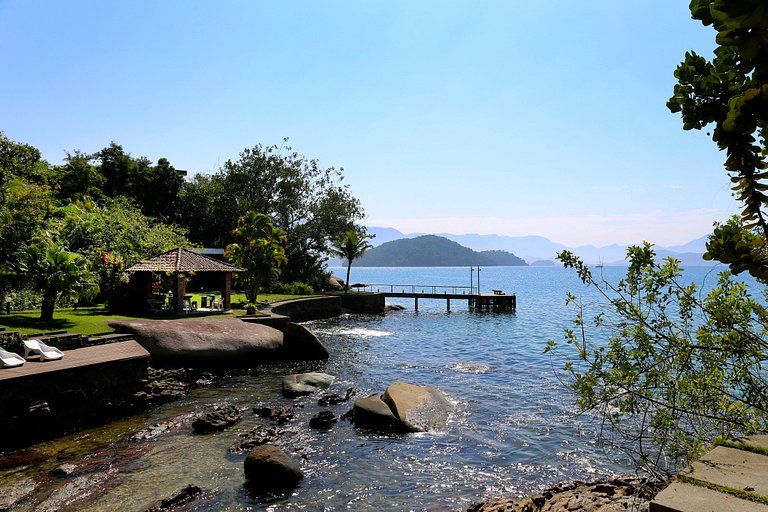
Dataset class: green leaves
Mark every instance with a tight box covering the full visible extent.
[669,1,768,237]
[225,212,287,302]
[552,245,768,477]
[328,227,373,293]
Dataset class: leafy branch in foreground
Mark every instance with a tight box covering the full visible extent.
[548,243,768,478]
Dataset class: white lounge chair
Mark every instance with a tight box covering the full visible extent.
[0,348,24,368]
[23,339,64,361]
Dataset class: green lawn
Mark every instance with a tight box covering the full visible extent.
[0,293,310,336]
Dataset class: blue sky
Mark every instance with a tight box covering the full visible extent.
[1,1,734,247]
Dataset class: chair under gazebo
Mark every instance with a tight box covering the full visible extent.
[125,248,245,315]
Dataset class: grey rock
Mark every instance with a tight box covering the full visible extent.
[381,381,452,432]
[109,318,283,366]
[52,463,78,476]
[318,388,356,406]
[466,477,656,512]
[309,410,337,430]
[243,444,303,490]
[228,424,280,454]
[253,406,294,424]
[192,404,242,434]
[282,372,334,397]
[143,485,206,512]
[281,322,329,360]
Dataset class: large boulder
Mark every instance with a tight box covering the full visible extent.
[243,444,303,490]
[282,373,334,398]
[109,318,283,366]
[381,381,452,432]
[353,394,406,432]
[109,318,330,366]
[281,323,329,360]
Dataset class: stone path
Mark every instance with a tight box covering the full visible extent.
[651,435,768,512]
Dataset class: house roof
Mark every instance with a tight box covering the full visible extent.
[126,247,245,273]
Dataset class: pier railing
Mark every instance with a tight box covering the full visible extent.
[356,283,476,294]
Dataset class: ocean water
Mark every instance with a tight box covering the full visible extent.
[2,264,735,511]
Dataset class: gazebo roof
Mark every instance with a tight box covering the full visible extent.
[127,248,245,273]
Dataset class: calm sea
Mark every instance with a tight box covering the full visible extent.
[3,264,738,511]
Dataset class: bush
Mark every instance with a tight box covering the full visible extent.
[270,281,314,295]
[6,288,42,311]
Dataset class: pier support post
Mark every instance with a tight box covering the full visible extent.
[415,297,419,311]
[447,298,450,312]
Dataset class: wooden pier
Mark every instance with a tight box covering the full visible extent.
[356,284,516,312]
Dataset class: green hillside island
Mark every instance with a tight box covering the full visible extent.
[355,235,527,267]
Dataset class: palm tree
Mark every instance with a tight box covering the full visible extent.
[225,212,287,302]
[329,228,373,293]
[18,239,99,320]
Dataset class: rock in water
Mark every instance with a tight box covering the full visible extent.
[281,322,329,360]
[253,406,295,424]
[192,404,242,433]
[309,410,337,430]
[318,388,356,406]
[381,381,452,432]
[143,485,205,512]
[352,394,406,432]
[282,373,335,397]
[228,424,279,454]
[243,444,303,490]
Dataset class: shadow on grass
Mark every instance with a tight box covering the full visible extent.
[0,314,74,332]
[0,304,244,336]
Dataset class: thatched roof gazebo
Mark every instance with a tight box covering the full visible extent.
[126,248,245,314]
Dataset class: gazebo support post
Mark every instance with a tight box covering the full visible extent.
[222,273,232,310]
[173,274,186,314]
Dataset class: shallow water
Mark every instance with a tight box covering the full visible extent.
[0,265,732,510]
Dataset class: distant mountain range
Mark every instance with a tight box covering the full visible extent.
[353,235,527,267]
[359,227,711,267]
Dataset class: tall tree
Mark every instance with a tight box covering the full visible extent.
[224,212,287,302]
[55,150,105,201]
[183,141,364,285]
[328,228,373,293]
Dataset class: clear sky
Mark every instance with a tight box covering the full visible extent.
[1,1,735,247]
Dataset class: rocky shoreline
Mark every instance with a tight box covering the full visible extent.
[467,477,661,512]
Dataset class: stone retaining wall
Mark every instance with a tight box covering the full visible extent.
[270,296,343,322]
[0,358,148,451]
[339,293,386,314]
[269,294,386,322]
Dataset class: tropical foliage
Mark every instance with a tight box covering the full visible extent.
[225,212,288,302]
[14,238,99,320]
[328,227,373,292]
[0,131,362,319]
[185,141,364,287]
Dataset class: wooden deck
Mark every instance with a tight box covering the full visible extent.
[0,340,149,382]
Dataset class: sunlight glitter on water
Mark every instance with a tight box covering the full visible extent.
[7,266,712,510]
